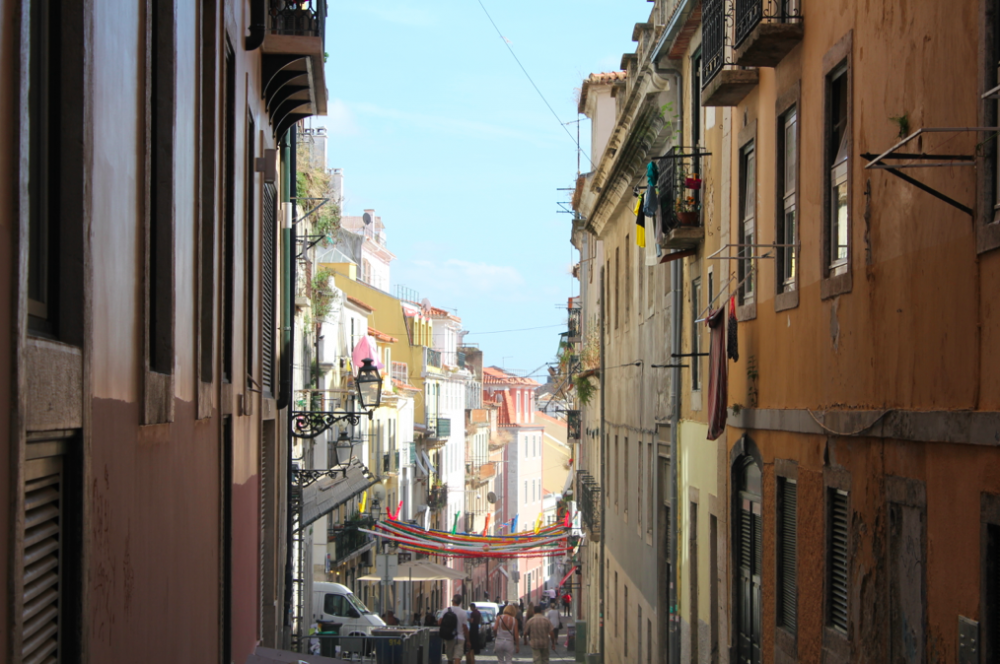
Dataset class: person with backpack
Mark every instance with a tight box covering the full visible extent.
[440,594,470,664]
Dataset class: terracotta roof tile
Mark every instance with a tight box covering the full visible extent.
[392,378,420,392]
[578,70,627,113]
[368,326,398,343]
[346,296,375,312]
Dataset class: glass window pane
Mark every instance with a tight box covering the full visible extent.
[831,180,849,265]
[745,152,756,219]
[785,114,797,194]
[784,207,797,285]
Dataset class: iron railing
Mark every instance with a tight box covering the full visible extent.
[702,0,727,85]
[578,471,603,537]
[269,0,326,40]
[735,0,802,48]
[428,484,448,510]
[328,517,377,563]
[426,348,441,369]
[657,146,708,231]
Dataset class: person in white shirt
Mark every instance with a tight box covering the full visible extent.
[442,595,470,664]
[545,604,563,650]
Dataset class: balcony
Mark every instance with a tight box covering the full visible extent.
[426,348,442,369]
[382,450,400,476]
[328,517,376,564]
[260,0,328,138]
[658,147,707,250]
[423,409,450,447]
[733,0,803,67]
[702,0,759,107]
[428,484,448,511]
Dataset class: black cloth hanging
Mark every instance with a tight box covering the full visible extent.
[727,295,739,362]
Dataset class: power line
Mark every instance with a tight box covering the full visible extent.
[466,324,565,336]
[473,0,595,170]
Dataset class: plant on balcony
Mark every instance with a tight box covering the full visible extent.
[311,266,337,324]
[675,188,701,227]
[574,373,597,406]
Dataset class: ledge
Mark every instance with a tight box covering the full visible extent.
[702,69,759,107]
[662,225,704,250]
[733,22,804,68]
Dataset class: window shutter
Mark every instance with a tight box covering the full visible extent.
[778,479,797,630]
[260,182,277,396]
[829,489,849,631]
[739,507,752,571]
[23,455,64,664]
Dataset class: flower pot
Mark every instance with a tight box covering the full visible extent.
[677,211,699,227]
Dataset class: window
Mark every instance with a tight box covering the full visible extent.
[692,278,702,390]
[21,439,82,664]
[624,585,629,657]
[222,43,236,383]
[738,142,756,306]
[638,438,643,531]
[692,51,703,145]
[624,436,629,519]
[245,112,256,390]
[828,67,849,275]
[615,247,620,330]
[735,455,762,664]
[614,435,620,510]
[261,179,277,397]
[625,234,631,324]
[638,605,643,664]
[614,571,619,637]
[647,442,654,536]
[777,477,798,632]
[827,489,849,632]
[984,495,1000,663]
[778,108,798,293]
[647,618,652,664]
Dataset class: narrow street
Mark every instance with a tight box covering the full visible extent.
[3,1,1000,663]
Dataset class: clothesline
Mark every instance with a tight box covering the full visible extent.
[694,264,758,324]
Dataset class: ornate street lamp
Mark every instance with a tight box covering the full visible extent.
[290,357,384,439]
[355,358,383,412]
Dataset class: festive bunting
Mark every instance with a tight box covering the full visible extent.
[364,519,577,560]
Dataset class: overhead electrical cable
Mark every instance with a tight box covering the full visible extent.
[473,0,596,170]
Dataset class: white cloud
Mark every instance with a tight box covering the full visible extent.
[326,99,360,137]
[400,259,530,303]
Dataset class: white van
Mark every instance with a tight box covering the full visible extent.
[312,582,386,636]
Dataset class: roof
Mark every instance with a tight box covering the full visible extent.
[535,411,568,428]
[392,378,420,392]
[427,305,461,322]
[368,326,398,343]
[482,366,540,387]
[578,71,626,114]
[346,295,375,312]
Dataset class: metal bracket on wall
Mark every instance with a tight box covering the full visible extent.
[862,127,999,218]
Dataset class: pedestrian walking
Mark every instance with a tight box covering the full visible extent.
[468,604,482,663]
[525,604,555,664]
[523,603,535,644]
[561,593,571,616]
[440,594,470,664]
[545,604,562,650]
[493,604,521,664]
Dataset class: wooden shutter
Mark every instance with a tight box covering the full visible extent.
[778,479,797,630]
[829,489,849,631]
[260,181,277,396]
[23,454,64,664]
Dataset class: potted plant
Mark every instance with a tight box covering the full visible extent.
[676,193,701,227]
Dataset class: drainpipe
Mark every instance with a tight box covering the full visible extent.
[651,63,684,664]
[598,266,606,663]
[282,124,298,645]
[245,0,266,51]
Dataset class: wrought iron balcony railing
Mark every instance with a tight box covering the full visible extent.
[426,348,442,369]
[269,0,326,40]
[328,517,376,563]
[702,0,727,86]
[659,146,704,231]
[578,471,603,538]
[734,0,802,49]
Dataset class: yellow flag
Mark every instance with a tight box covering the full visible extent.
[360,491,368,513]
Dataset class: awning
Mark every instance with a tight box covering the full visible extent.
[358,559,466,582]
[556,566,578,589]
[248,646,346,663]
[301,459,379,530]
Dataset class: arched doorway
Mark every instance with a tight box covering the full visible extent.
[733,441,762,664]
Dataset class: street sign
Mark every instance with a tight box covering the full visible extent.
[376,553,398,581]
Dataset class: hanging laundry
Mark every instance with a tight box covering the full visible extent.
[727,296,739,362]
[643,162,659,216]
[635,193,647,248]
[706,306,728,441]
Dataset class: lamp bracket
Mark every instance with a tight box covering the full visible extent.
[290,410,365,439]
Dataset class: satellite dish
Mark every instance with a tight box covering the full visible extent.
[362,212,373,226]
[372,483,387,505]
[487,491,497,504]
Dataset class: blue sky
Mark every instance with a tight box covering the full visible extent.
[313,0,643,379]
